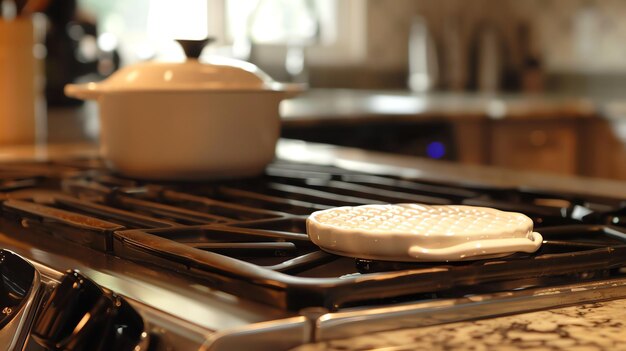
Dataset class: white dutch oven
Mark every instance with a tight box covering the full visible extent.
[65,40,301,180]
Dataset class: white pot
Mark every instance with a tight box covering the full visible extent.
[65,41,301,180]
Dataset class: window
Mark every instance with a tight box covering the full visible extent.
[226,0,329,45]
[220,0,366,66]
[78,0,366,66]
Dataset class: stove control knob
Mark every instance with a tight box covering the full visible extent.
[0,250,41,351]
[31,270,149,351]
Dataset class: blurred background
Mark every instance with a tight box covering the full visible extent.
[15,0,626,180]
[66,0,626,90]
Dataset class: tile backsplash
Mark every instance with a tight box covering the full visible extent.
[365,0,626,74]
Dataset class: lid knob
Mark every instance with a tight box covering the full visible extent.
[176,38,214,59]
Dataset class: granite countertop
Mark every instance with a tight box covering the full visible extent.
[292,299,626,351]
[44,89,626,132]
[280,89,600,127]
[44,89,621,134]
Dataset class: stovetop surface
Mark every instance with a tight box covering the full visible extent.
[2,159,626,316]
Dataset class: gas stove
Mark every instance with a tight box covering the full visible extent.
[2,148,626,350]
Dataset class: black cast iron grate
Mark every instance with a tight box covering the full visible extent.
[2,159,626,310]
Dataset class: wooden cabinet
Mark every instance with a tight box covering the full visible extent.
[452,117,626,179]
[581,119,626,180]
[489,120,579,175]
[450,118,581,175]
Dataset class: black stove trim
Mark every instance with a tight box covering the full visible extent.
[111,224,626,310]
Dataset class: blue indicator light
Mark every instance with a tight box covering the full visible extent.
[426,141,446,159]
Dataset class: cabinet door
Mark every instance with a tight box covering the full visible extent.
[490,121,578,174]
[583,120,626,180]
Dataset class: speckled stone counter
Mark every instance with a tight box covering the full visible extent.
[292,299,626,351]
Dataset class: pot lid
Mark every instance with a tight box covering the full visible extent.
[70,39,290,94]
[101,58,276,92]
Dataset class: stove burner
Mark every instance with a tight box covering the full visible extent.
[2,160,626,311]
